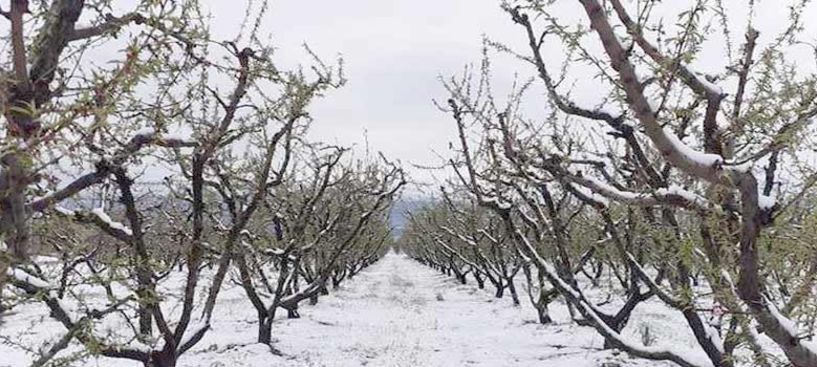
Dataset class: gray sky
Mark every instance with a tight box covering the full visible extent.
[205,0,529,192]
[0,0,810,203]
[199,0,817,195]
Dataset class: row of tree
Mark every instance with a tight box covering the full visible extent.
[401,1,817,366]
[0,1,403,366]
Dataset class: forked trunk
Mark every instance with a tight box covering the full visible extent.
[146,348,176,367]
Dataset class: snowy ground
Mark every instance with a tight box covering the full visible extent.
[2,253,682,366]
[176,253,663,367]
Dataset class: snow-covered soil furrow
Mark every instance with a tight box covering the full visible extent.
[2,253,672,366]
[177,253,655,367]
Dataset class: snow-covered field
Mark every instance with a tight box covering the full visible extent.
[2,253,684,366]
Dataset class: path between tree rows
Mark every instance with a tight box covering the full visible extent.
[171,252,658,367]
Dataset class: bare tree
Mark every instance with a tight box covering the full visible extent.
[235,151,405,343]
[0,1,385,365]
[406,1,817,366]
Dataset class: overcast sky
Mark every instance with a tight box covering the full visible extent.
[201,0,530,193]
[194,0,816,195]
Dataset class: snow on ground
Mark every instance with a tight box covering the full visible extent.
[176,253,662,367]
[1,253,677,366]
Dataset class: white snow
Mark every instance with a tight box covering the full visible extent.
[481,196,512,210]
[648,97,662,112]
[655,185,709,207]
[90,207,133,236]
[579,299,713,367]
[133,127,156,138]
[7,268,52,289]
[703,324,724,354]
[692,72,723,95]
[0,253,682,367]
[758,194,776,210]
[570,183,610,207]
[662,127,724,167]
[178,253,653,367]
[54,206,75,216]
[571,174,709,209]
[264,248,285,256]
[566,168,644,203]
[54,296,76,324]
[163,133,187,141]
[726,160,753,173]
[581,176,641,200]
[766,298,798,337]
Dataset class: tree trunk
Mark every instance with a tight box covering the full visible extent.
[456,273,467,285]
[474,273,485,289]
[536,306,552,324]
[138,303,152,337]
[507,279,520,306]
[593,260,603,281]
[258,313,273,344]
[494,279,505,298]
[146,348,176,367]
